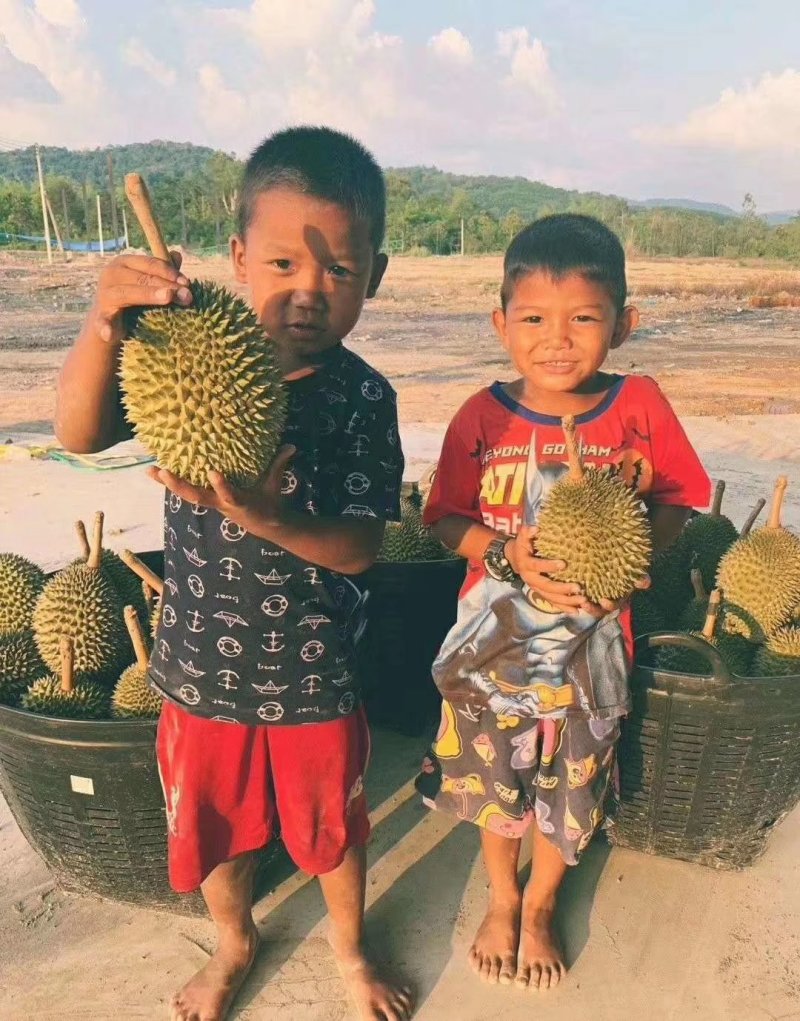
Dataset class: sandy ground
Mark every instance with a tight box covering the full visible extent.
[2,252,800,1020]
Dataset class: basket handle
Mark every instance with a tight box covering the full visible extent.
[636,632,732,690]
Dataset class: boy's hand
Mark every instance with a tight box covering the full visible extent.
[578,574,651,619]
[92,252,192,344]
[505,525,587,614]
[148,446,297,532]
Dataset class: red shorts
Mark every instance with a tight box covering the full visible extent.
[156,701,372,893]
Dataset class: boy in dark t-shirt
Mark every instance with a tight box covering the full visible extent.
[55,127,412,1021]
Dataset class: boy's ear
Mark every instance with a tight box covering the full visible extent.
[492,307,509,350]
[231,234,247,284]
[366,252,388,299]
[611,305,639,349]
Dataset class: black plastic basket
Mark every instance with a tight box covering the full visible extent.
[359,558,466,736]
[610,632,800,869]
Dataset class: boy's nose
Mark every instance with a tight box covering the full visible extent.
[291,267,327,307]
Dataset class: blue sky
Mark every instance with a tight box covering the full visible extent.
[2,0,799,209]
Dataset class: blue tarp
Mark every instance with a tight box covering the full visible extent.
[0,231,127,252]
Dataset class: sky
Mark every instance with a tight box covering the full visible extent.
[1,0,799,210]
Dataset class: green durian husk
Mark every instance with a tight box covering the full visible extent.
[751,627,800,677]
[377,486,456,563]
[0,631,46,705]
[649,539,695,626]
[716,529,800,642]
[111,665,163,719]
[681,514,739,592]
[21,674,110,720]
[120,280,287,488]
[631,590,668,639]
[72,548,147,620]
[0,554,46,635]
[654,630,753,676]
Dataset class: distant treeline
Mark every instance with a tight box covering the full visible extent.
[1,142,798,260]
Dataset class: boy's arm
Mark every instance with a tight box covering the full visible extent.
[55,254,191,453]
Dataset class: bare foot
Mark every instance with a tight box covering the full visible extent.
[170,924,259,1021]
[468,897,521,985]
[331,940,414,1021]
[515,901,565,992]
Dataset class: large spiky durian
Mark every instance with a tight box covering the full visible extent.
[655,590,752,676]
[716,478,800,642]
[33,516,126,678]
[648,540,695,626]
[631,589,668,639]
[678,569,709,631]
[119,280,287,488]
[73,515,147,618]
[0,553,46,635]
[750,627,800,677]
[0,631,46,705]
[21,636,109,720]
[680,481,741,591]
[378,482,457,563]
[534,416,652,604]
[111,606,162,719]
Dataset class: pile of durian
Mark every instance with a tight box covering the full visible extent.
[634,477,800,677]
[0,512,162,721]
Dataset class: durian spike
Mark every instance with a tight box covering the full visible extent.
[701,590,722,641]
[87,510,104,570]
[740,498,766,537]
[75,520,90,560]
[123,173,171,262]
[59,635,75,694]
[124,605,150,670]
[141,581,155,615]
[710,480,725,517]
[561,415,584,483]
[690,568,707,601]
[120,550,164,596]
[767,477,788,530]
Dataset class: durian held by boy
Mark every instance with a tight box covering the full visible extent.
[55,127,413,1021]
[415,214,711,992]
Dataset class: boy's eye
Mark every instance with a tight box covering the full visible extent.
[329,264,353,278]
[574,315,599,323]
[522,315,543,324]
[271,259,291,270]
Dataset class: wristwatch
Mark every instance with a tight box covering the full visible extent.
[483,536,517,583]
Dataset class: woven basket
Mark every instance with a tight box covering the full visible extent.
[610,632,800,869]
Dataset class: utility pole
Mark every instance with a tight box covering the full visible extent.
[96,194,104,256]
[121,205,130,249]
[45,193,65,256]
[460,217,465,257]
[61,188,71,248]
[179,191,188,248]
[107,152,119,249]
[35,145,53,264]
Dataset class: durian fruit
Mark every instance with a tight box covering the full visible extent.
[118,552,164,637]
[716,478,800,642]
[0,631,46,706]
[648,540,695,626]
[74,514,147,618]
[119,280,287,488]
[111,606,162,719]
[21,636,109,720]
[33,515,126,678]
[751,626,800,677]
[631,589,667,639]
[680,481,740,591]
[655,590,753,676]
[678,569,709,631]
[0,553,46,635]
[534,416,652,604]
[378,483,457,563]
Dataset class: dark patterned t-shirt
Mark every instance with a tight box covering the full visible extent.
[148,344,404,725]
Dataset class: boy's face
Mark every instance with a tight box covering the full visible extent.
[492,270,638,394]
[231,187,387,366]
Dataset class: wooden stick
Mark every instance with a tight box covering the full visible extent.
[740,498,766,537]
[767,477,788,530]
[141,581,155,615]
[124,606,150,671]
[123,173,171,262]
[690,568,706,601]
[561,415,584,483]
[120,549,164,596]
[87,510,104,570]
[75,520,90,560]
[710,480,725,517]
[701,590,722,641]
[60,636,75,694]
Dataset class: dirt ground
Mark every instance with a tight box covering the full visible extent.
[1,251,800,1020]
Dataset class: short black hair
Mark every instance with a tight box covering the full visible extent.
[237,125,386,250]
[501,213,627,311]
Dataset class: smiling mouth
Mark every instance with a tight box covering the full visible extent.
[538,360,576,369]
[286,322,324,334]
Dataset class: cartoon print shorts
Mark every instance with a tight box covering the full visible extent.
[415,700,621,865]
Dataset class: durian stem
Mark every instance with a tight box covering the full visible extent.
[701,590,722,641]
[123,173,172,262]
[767,477,788,530]
[711,480,725,517]
[75,520,90,560]
[741,498,766,537]
[87,511,104,570]
[124,605,150,670]
[561,415,584,483]
[60,636,75,694]
[690,568,706,601]
[120,550,164,596]
[142,581,155,615]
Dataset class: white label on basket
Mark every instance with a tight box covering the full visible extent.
[70,775,95,796]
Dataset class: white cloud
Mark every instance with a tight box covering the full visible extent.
[428,27,473,67]
[34,0,82,30]
[197,64,247,140]
[122,39,176,88]
[496,27,558,110]
[640,69,800,153]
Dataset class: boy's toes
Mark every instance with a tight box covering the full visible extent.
[479,955,494,982]
[498,954,516,985]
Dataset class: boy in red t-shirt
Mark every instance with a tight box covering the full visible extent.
[416,214,710,992]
